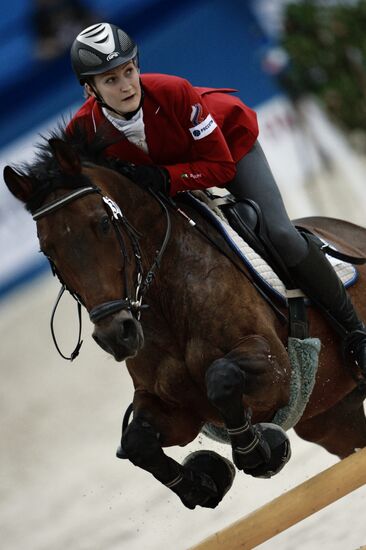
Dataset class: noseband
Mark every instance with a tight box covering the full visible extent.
[33,184,171,360]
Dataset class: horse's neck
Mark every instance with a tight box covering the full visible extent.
[110,183,238,300]
[137,201,230,301]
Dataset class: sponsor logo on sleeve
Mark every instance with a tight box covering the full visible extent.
[189,113,217,140]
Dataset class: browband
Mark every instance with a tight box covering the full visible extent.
[32,186,99,220]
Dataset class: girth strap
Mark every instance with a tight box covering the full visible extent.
[288,297,309,339]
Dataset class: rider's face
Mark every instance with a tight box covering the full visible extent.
[90,61,141,117]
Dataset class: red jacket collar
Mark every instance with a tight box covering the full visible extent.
[90,99,153,164]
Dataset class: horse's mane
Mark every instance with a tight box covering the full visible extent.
[18,121,121,213]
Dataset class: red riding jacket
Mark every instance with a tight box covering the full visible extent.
[67,73,259,196]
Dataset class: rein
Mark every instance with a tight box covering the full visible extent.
[33,180,286,364]
[32,185,171,361]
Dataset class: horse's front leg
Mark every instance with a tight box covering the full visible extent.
[119,391,235,509]
[206,334,291,478]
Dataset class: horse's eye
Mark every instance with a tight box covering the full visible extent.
[100,215,111,235]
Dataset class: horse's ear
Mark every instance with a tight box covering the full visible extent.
[3,166,34,203]
[49,138,81,176]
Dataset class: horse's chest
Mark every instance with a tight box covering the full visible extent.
[149,355,201,407]
[153,368,189,401]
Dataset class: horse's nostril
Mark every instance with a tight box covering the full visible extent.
[121,319,136,341]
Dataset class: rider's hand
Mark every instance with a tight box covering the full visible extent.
[120,164,170,194]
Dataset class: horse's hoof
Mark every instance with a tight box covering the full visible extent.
[182,450,236,508]
[244,423,291,479]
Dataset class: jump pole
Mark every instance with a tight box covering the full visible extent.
[190,446,366,550]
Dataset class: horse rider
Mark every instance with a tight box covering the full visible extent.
[68,22,366,378]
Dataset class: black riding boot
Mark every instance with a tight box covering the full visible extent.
[288,234,366,378]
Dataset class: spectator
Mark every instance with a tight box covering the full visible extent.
[33,0,97,60]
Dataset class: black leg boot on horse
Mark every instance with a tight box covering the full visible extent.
[120,411,236,510]
[206,357,291,479]
[288,234,366,381]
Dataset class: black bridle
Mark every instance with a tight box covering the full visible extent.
[32,185,171,361]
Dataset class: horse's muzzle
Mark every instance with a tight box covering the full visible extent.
[92,310,144,361]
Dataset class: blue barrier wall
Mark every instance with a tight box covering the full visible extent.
[0,0,279,148]
[0,1,281,299]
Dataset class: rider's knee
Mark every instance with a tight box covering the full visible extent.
[268,225,306,262]
[268,224,293,249]
[234,201,259,231]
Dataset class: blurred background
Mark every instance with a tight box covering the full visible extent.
[1,1,366,549]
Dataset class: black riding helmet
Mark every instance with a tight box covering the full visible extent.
[71,22,138,85]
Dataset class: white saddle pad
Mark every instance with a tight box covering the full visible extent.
[188,193,357,302]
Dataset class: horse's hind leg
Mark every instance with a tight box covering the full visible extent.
[206,335,292,478]
[295,387,366,458]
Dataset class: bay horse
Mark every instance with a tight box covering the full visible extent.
[4,130,366,510]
